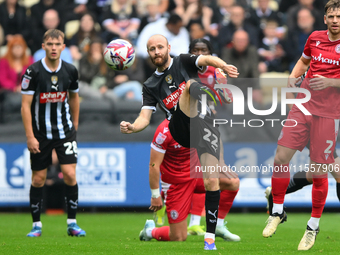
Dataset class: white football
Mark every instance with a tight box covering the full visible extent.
[103,39,135,71]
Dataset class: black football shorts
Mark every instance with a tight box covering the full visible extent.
[31,131,78,171]
[169,104,220,160]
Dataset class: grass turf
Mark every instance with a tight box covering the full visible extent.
[0,212,339,254]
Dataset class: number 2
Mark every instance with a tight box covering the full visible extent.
[324,140,333,154]
[63,141,78,155]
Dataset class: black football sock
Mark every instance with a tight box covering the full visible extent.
[286,171,311,194]
[337,183,340,202]
[65,183,78,219]
[189,81,214,100]
[205,190,220,235]
[30,185,44,222]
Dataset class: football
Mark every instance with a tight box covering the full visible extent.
[103,39,135,71]
[214,68,233,104]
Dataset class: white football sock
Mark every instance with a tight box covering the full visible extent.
[272,203,283,214]
[146,228,153,238]
[188,214,201,227]
[67,219,77,225]
[33,221,42,228]
[307,217,320,230]
[217,218,225,227]
[204,232,215,240]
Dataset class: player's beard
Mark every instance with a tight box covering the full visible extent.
[151,52,169,68]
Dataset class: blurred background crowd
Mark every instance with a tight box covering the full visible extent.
[0,0,329,143]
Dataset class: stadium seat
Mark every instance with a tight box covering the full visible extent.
[19,0,39,8]
[65,20,80,40]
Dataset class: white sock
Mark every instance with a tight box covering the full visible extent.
[188,214,201,227]
[217,218,224,227]
[146,228,154,238]
[33,221,42,228]
[272,203,283,214]
[204,232,215,240]
[67,219,76,225]
[307,217,320,230]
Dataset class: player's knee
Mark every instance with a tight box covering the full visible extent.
[31,175,46,187]
[204,178,219,191]
[62,171,76,185]
[274,152,289,165]
[231,178,240,190]
[171,233,187,241]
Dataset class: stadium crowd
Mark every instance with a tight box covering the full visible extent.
[0,0,330,142]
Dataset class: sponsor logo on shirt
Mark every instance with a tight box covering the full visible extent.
[163,82,186,109]
[155,132,167,144]
[21,78,30,89]
[311,53,340,65]
[316,41,320,47]
[40,92,66,103]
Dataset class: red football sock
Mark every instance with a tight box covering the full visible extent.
[152,226,170,241]
[272,163,290,204]
[190,193,205,215]
[218,189,238,219]
[311,174,328,218]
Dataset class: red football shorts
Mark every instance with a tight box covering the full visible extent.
[278,108,339,164]
[164,178,206,224]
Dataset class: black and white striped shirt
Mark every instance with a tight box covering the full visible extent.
[21,58,79,140]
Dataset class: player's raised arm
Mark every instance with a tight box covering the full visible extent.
[149,148,165,212]
[197,55,239,78]
[120,108,153,134]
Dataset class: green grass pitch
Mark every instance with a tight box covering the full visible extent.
[0,212,339,254]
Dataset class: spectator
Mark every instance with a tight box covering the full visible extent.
[188,21,208,41]
[30,1,64,45]
[285,7,316,71]
[258,19,286,73]
[286,0,325,32]
[30,7,64,54]
[221,30,262,105]
[64,0,98,23]
[78,38,112,100]
[0,0,30,46]
[175,0,214,35]
[33,9,73,63]
[247,0,284,41]
[0,35,33,109]
[136,13,190,77]
[138,0,164,34]
[69,12,100,61]
[101,0,140,44]
[218,4,259,53]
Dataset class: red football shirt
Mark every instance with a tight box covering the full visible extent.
[151,119,200,184]
[198,66,216,88]
[296,30,340,118]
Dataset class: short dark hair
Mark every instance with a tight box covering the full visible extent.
[43,29,64,42]
[189,38,212,54]
[167,13,182,25]
[325,0,340,14]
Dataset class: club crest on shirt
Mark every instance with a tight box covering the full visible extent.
[51,75,58,85]
[335,44,340,54]
[170,210,178,220]
[155,132,167,144]
[165,74,173,84]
